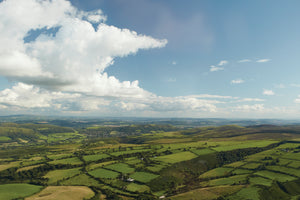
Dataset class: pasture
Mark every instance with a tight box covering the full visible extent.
[82,154,110,162]
[44,168,82,184]
[0,184,42,200]
[48,157,83,165]
[154,151,197,164]
[105,163,135,174]
[130,171,159,183]
[254,170,297,182]
[126,183,150,193]
[88,168,120,179]
[25,186,94,200]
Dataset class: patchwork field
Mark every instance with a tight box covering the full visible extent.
[1,122,300,200]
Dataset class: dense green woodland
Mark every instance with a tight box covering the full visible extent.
[1,120,300,200]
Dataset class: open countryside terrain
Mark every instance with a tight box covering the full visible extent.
[1,120,300,199]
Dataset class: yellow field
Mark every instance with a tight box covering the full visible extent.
[0,161,20,172]
[17,164,44,172]
[25,186,94,200]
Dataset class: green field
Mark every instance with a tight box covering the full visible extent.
[199,167,233,179]
[212,140,277,152]
[48,157,83,165]
[1,122,300,199]
[82,154,110,162]
[109,149,151,156]
[88,168,120,179]
[190,148,215,156]
[204,175,248,186]
[130,171,159,183]
[249,176,273,187]
[44,168,82,184]
[227,186,261,200]
[126,183,150,193]
[232,168,252,175]
[154,151,197,164]
[0,184,43,200]
[146,164,167,172]
[0,136,11,142]
[60,174,101,187]
[266,165,300,177]
[241,162,262,169]
[105,163,135,174]
[254,170,297,182]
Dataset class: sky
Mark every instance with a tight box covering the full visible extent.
[0,0,300,118]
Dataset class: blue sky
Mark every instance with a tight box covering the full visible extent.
[0,0,300,118]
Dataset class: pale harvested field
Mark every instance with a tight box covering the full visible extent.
[25,186,94,200]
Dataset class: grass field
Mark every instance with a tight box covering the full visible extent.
[0,184,43,200]
[48,157,83,165]
[199,167,233,179]
[203,175,248,186]
[44,168,82,184]
[0,161,20,171]
[126,183,150,193]
[241,162,262,169]
[249,176,273,187]
[47,153,73,160]
[60,174,101,187]
[288,160,300,168]
[0,136,11,142]
[82,154,110,162]
[254,170,297,182]
[86,161,116,171]
[88,168,120,179]
[266,165,300,177]
[105,163,135,174]
[227,186,261,200]
[224,161,246,168]
[25,186,94,200]
[212,140,277,152]
[46,132,85,143]
[130,171,159,183]
[190,148,215,156]
[170,185,244,200]
[232,168,252,175]
[124,157,142,165]
[154,151,197,164]
[109,149,151,157]
[146,164,168,172]
[17,164,44,172]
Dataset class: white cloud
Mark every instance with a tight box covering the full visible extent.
[231,79,244,84]
[185,94,236,99]
[172,61,177,65]
[210,65,224,72]
[237,98,265,102]
[294,97,300,104]
[218,60,228,66]
[235,104,264,112]
[0,0,167,100]
[263,89,275,96]
[238,59,251,63]
[0,83,80,109]
[257,59,271,63]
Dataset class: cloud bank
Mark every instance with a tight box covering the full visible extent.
[0,0,282,117]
